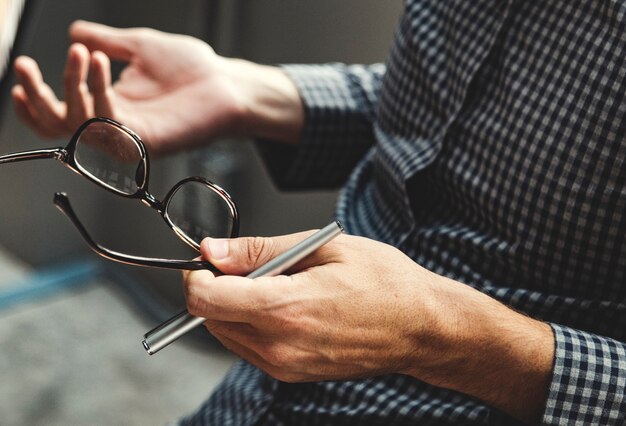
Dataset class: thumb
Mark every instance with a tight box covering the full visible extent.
[200,231,316,276]
[69,20,140,61]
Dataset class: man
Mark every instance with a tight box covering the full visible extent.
[12,1,626,424]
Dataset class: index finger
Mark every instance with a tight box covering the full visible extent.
[69,20,135,61]
[184,272,291,323]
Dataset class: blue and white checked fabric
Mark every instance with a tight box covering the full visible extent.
[182,1,626,424]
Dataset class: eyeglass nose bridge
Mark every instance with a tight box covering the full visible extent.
[140,191,165,213]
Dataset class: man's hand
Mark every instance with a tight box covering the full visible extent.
[183,230,555,423]
[185,231,441,382]
[12,21,304,155]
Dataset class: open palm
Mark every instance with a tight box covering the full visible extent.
[13,21,244,155]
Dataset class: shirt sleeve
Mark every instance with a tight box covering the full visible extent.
[256,63,385,190]
[542,323,626,425]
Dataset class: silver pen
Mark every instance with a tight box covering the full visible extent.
[142,221,344,355]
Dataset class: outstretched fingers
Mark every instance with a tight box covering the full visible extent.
[64,43,93,128]
[13,44,119,139]
[90,50,116,118]
[11,85,38,130]
[13,56,67,137]
[69,20,137,62]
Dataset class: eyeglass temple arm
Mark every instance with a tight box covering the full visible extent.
[53,192,221,273]
[0,148,65,164]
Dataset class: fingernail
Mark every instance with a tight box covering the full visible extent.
[208,238,229,260]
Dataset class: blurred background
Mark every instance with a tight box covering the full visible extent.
[0,0,402,424]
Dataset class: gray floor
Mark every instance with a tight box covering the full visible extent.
[0,246,236,426]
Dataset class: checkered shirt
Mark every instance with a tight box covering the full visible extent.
[181,0,626,424]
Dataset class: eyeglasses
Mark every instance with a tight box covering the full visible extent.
[0,117,239,272]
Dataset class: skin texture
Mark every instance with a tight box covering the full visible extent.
[13,21,555,424]
[184,233,554,424]
[12,21,303,154]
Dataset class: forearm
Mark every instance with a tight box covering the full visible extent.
[222,58,304,144]
[404,275,554,424]
[256,63,385,189]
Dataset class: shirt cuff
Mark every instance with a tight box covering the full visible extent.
[257,64,382,190]
[542,323,626,425]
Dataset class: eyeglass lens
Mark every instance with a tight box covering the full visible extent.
[73,119,235,247]
[166,181,235,246]
[74,121,144,195]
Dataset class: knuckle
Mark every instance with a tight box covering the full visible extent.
[78,81,91,96]
[184,275,210,316]
[262,344,290,367]
[35,86,47,100]
[186,294,208,317]
[184,290,201,316]
[182,276,193,299]
[245,237,275,269]
[138,27,157,37]
[260,344,278,365]
[131,27,158,44]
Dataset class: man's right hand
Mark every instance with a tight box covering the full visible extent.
[12,21,304,156]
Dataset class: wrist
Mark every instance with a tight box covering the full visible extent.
[221,57,304,144]
[403,275,554,423]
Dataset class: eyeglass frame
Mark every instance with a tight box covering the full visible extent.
[0,116,240,272]
[0,117,146,194]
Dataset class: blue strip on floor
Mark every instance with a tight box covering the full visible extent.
[0,260,103,311]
